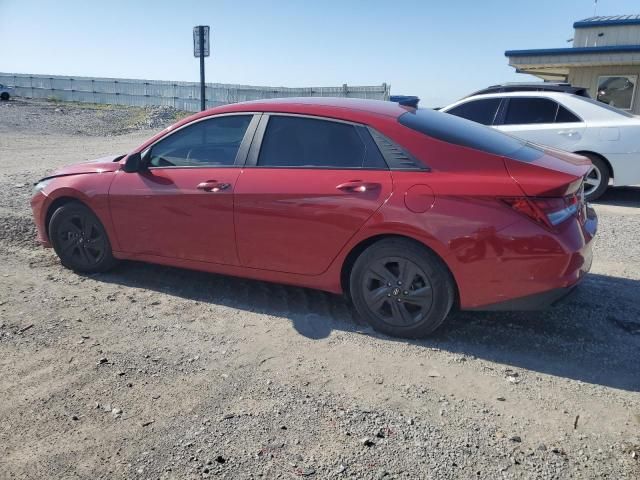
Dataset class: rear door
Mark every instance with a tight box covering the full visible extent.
[233,114,393,275]
[495,97,586,151]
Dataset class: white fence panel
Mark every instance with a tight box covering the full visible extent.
[0,73,390,112]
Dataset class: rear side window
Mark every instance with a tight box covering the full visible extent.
[399,108,544,162]
[258,115,385,169]
[502,98,582,125]
[504,98,558,125]
[445,98,501,125]
[148,115,252,167]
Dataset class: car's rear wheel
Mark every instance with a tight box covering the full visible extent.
[582,154,610,201]
[49,202,117,273]
[349,238,454,338]
[0,92,9,101]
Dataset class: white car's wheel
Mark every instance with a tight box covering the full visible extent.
[582,154,610,201]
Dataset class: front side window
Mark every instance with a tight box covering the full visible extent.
[446,98,502,125]
[596,75,637,110]
[148,115,252,167]
[257,116,370,168]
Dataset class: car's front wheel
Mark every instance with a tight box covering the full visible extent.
[349,238,455,338]
[49,201,117,273]
[0,92,9,101]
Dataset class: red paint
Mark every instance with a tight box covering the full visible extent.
[31,98,596,310]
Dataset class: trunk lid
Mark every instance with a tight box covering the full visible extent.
[503,146,591,197]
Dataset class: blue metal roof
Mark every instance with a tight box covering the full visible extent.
[505,44,640,57]
[573,15,640,28]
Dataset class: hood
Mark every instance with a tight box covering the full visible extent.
[45,154,124,179]
[503,147,591,197]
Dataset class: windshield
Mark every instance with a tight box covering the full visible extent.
[398,108,544,162]
[575,96,635,118]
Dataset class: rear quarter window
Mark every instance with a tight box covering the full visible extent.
[398,108,544,162]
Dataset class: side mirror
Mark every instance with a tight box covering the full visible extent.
[122,152,144,173]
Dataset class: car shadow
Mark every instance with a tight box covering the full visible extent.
[593,186,640,208]
[93,262,640,392]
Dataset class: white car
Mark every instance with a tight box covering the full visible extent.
[440,91,640,200]
[0,83,13,101]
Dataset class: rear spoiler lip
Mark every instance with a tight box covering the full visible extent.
[389,95,420,108]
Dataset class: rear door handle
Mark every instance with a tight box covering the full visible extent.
[558,130,579,137]
[196,181,231,192]
[336,181,381,193]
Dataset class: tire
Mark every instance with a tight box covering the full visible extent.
[0,92,9,101]
[582,153,610,201]
[349,238,454,338]
[48,202,117,273]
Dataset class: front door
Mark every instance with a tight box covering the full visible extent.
[109,114,258,265]
[234,114,393,275]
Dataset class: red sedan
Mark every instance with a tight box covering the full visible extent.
[31,98,597,338]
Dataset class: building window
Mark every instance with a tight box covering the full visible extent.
[596,75,637,110]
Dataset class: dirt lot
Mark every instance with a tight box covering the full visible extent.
[1,98,639,479]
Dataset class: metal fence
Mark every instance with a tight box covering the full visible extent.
[0,72,390,111]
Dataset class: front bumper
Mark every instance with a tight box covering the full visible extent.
[30,190,52,247]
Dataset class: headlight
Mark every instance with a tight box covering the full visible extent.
[33,179,52,194]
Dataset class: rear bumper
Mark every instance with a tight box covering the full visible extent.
[467,284,579,311]
[454,205,597,310]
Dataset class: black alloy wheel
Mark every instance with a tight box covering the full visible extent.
[49,202,117,272]
[350,238,454,338]
[362,256,434,327]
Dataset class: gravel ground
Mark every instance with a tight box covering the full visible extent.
[0,98,639,479]
[0,98,188,137]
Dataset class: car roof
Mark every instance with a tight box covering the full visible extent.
[456,91,578,100]
[467,83,587,94]
[443,91,639,123]
[134,97,415,154]
[195,97,412,123]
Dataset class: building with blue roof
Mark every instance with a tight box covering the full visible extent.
[505,14,640,114]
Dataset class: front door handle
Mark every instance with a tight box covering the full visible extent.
[336,181,381,193]
[196,181,231,192]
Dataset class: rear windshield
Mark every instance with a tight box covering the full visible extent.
[398,108,544,162]
[573,96,635,118]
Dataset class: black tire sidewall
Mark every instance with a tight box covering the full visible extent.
[350,238,454,338]
[0,93,9,101]
[583,154,610,201]
[49,202,116,273]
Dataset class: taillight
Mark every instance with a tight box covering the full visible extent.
[502,193,581,229]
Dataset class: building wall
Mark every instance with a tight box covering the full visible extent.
[573,25,640,48]
[509,50,640,69]
[0,72,390,112]
[568,65,640,114]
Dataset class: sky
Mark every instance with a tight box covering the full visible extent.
[1,0,639,107]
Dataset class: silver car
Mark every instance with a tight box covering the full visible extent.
[0,83,14,101]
